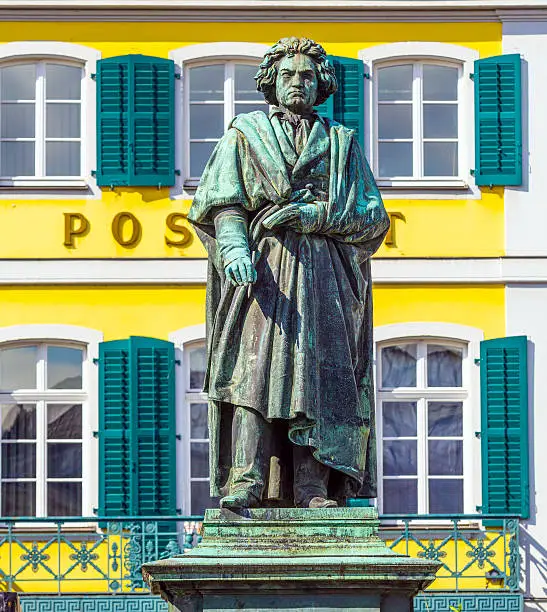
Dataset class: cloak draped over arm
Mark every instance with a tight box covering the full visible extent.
[188,112,389,261]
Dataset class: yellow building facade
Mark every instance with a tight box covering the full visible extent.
[0,2,538,611]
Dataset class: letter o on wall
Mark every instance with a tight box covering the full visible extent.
[112,212,142,247]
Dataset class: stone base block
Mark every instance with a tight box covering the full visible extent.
[143,508,440,612]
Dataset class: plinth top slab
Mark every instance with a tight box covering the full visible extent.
[192,506,384,557]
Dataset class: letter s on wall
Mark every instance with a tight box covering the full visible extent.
[165,212,192,247]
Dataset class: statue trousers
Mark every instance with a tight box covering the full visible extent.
[230,405,330,506]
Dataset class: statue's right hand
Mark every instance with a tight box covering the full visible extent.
[225,255,257,287]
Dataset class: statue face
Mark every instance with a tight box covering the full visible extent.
[275,53,318,114]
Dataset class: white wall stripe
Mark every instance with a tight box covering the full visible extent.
[2,257,547,284]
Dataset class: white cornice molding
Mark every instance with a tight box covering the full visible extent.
[0,41,99,63]
[360,41,479,65]
[0,323,103,348]
[2,257,547,284]
[1,2,547,22]
[170,42,269,63]
[0,9,502,22]
[2,1,547,8]
[374,322,484,344]
[169,324,206,347]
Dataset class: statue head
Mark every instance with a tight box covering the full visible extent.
[255,37,337,114]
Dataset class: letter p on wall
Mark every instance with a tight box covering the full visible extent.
[64,213,90,248]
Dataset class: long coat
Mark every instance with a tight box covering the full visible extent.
[188,111,389,501]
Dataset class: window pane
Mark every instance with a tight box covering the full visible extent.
[383,440,417,476]
[424,142,458,177]
[48,404,82,439]
[46,142,80,176]
[378,142,413,177]
[189,346,207,390]
[191,481,212,515]
[0,345,37,390]
[47,346,83,389]
[189,65,224,101]
[1,103,35,138]
[381,344,417,388]
[429,479,463,514]
[46,103,80,138]
[1,403,36,439]
[235,102,268,116]
[46,64,82,101]
[423,65,458,102]
[2,443,36,477]
[191,403,208,439]
[47,443,82,478]
[1,141,35,176]
[428,402,463,437]
[427,344,462,387]
[378,104,412,139]
[190,442,209,478]
[235,64,259,101]
[1,482,35,516]
[383,479,417,513]
[189,104,224,140]
[382,402,417,437]
[190,141,216,178]
[378,65,413,101]
[423,104,457,139]
[428,440,463,476]
[1,64,36,100]
[47,482,82,516]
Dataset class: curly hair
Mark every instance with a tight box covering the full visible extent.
[255,37,337,107]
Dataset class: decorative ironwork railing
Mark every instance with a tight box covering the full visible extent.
[0,514,519,594]
[380,514,520,593]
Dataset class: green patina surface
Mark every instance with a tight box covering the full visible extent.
[191,507,388,557]
[187,37,389,510]
[142,507,439,612]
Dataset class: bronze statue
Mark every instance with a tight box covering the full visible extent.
[188,37,389,510]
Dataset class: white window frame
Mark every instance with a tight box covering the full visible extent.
[360,42,479,198]
[0,42,100,197]
[0,324,102,518]
[170,324,207,516]
[169,43,270,199]
[374,322,483,516]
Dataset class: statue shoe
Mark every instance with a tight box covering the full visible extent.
[219,492,259,509]
[308,496,338,509]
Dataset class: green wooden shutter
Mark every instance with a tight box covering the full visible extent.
[96,57,131,187]
[96,55,175,187]
[474,54,522,186]
[98,339,132,515]
[315,55,365,151]
[98,336,177,516]
[480,336,529,518]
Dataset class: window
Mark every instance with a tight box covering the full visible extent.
[0,61,83,184]
[0,342,86,517]
[183,343,211,515]
[375,61,461,182]
[377,340,468,515]
[361,42,478,194]
[185,61,268,184]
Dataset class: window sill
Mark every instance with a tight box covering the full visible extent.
[377,179,469,190]
[0,179,90,190]
[183,180,199,191]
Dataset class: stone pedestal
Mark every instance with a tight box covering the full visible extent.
[142,507,439,612]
